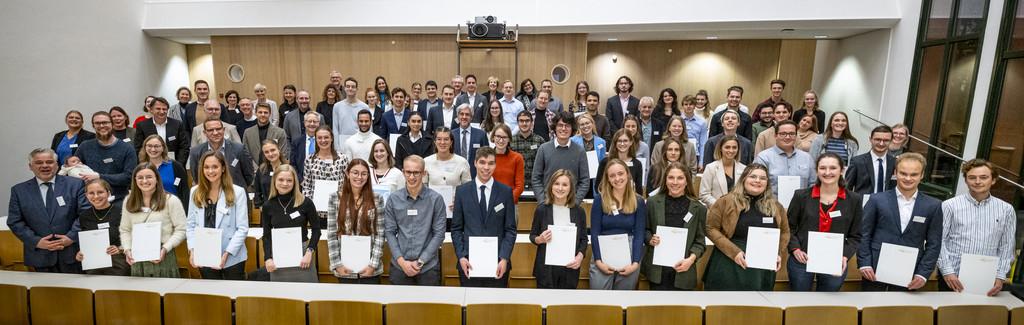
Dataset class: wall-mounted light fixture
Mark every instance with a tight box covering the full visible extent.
[612,55,618,63]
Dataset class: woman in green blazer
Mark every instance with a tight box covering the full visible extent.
[642,161,707,290]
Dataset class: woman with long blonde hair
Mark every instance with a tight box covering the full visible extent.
[185,151,249,280]
[589,158,647,290]
[262,164,321,282]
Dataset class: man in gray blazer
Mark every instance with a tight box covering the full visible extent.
[455,74,489,123]
[191,99,241,146]
[189,119,256,189]
[243,103,291,164]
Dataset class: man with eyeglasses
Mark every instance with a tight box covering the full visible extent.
[383,155,447,285]
[753,120,814,197]
[510,111,545,191]
[189,118,255,189]
[531,111,591,202]
[76,111,138,200]
[846,125,896,195]
[453,104,489,177]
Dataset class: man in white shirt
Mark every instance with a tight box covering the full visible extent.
[428,85,459,134]
[342,109,382,162]
[451,147,517,287]
[333,77,371,148]
[846,125,896,195]
[712,85,750,114]
[498,80,525,128]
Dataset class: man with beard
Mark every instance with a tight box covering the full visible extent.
[76,112,138,199]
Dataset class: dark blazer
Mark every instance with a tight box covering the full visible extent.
[529,203,588,281]
[371,105,386,139]
[845,152,897,195]
[427,104,459,136]
[605,95,640,129]
[394,133,435,169]
[315,101,336,130]
[456,93,489,122]
[641,194,707,290]
[379,109,412,138]
[415,98,441,124]
[646,118,666,147]
[51,129,96,159]
[451,180,518,262]
[708,109,754,140]
[134,118,190,165]
[7,175,87,268]
[452,126,490,177]
[188,141,255,190]
[702,133,754,166]
[786,187,863,259]
[289,135,311,182]
[252,167,273,207]
[857,189,943,279]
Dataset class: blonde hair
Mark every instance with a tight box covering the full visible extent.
[267,164,304,208]
[543,169,578,208]
[598,158,638,214]
[719,163,779,217]
[575,114,596,136]
[191,151,237,208]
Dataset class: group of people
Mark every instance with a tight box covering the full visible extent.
[7,73,1012,295]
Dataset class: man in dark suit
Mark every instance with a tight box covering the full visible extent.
[7,148,88,273]
[189,119,255,190]
[452,104,489,178]
[638,96,665,147]
[857,152,943,291]
[847,125,896,195]
[708,86,754,139]
[379,88,412,139]
[427,85,459,136]
[242,103,291,164]
[415,80,441,128]
[605,75,640,129]
[455,74,489,123]
[451,147,517,287]
[289,111,322,183]
[134,97,190,165]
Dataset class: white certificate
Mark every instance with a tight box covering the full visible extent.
[193,228,223,268]
[875,243,919,287]
[271,227,303,268]
[653,226,689,267]
[469,236,498,278]
[341,235,372,272]
[745,226,781,271]
[586,151,599,179]
[389,134,400,154]
[131,222,162,262]
[545,225,577,266]
[432,185,455,219]
[597,234,631,270]
[959,253,998,295]
[312,180,338,212]
[777,175,801,208]
[806,231,844,275]
[79,229,112,270]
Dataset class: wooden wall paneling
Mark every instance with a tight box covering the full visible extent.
[777,40,818,102]
[515,34,589,103]
[460,48,517,89]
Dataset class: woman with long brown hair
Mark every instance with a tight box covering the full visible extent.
[186,151,249,280]
[529,169,588,289]
[642,162,707,290]
[119,163,187,278]
[301,125,350,228]
[327,158,386,284]
[262,164,321,282]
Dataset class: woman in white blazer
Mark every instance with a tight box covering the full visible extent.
[700,135,746,207]
[186,151,250,280]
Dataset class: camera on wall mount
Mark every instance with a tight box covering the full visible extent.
[468,16,507,40]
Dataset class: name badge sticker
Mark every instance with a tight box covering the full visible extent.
[472,143,480,148]
[289,211,301,219]
[684,212,693,223]
[530,144,538,150]
[168,136,176,141]
[103,158,114,164]
[70,144,79,149]
[123,138,131,143]
[912,216,926,223]
[231,159,239,167]
[762,217,774,224]
[98,222,109,229]
[408,209,418,216]
[829,210,842,218]
[495,203,504,212]
[173,178,181,186]
[56,196,66,207]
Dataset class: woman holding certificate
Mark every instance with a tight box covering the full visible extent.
[786,153,862,291]
[262,164,321,282]
[301,126,350,228]
[642,162,707,290]
[75,179,130,276]
[119,163,187,278]
[327,159,386,284]
[530,169,588,289]
[704,163,790,291]
[589,159,647,290]
[186,151,250,280]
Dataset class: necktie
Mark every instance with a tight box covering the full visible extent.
[479,185,488,216]
[307,136,315,155]
[463,130,470,156]
[44,182,56,216]
[876,158,885,193]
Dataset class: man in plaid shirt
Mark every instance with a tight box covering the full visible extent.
[510,110,545,191]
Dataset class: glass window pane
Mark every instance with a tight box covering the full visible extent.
[987,58,1024,202]
[936,40,978,154]
[928,0,955,40]
[1012,0,1024,50]
[908,45,947,154]
[954,0,986,36]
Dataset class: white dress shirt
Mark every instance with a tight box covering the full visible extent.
[896,190,918,232]
[474,177,495,209]
[154,119,168,140]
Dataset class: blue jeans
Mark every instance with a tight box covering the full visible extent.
[787,254,847,291]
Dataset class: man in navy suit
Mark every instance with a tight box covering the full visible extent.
[7,148,88,273]
[846,125,896,195]
[455,74,488,123]
[379,88,412,139]
[451,147,517,287]
[415,81,441,129]
[188,119,255,189]
[858,152,943,291]
[289,110,322,183]
[452,104,489,178]
[605,75,639,129]
[427,85,459,136]
[134,97,190,165]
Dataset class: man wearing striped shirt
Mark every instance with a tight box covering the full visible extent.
[938,159,1016,296]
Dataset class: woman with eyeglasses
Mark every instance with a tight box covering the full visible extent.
[490,124,525,203]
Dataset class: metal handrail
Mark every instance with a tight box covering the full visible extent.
[851,109,1024,191]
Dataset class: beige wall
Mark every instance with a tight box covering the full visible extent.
[586,39,816,109]
[186,44,217,99]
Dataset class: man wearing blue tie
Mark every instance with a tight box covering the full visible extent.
[846,125,896,195]
[289,111,322,182]
[451,147,517,287]
[452,104,489,177]
[857,152,943,291]
[7,148,88,273]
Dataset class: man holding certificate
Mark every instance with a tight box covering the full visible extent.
[452,147,517,287]
[384,155,448,286]
[937,159,1015,296]
[786,153,863,291]
[858,152,943,291]
[642,162,707,290]
[753,120,815,200]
